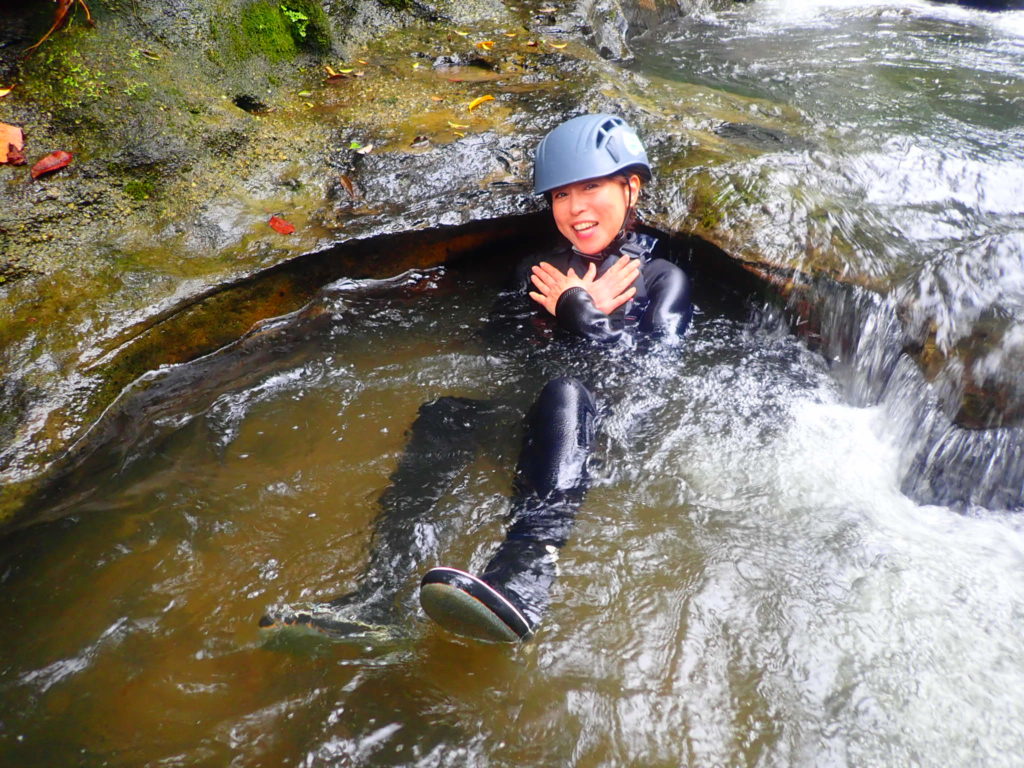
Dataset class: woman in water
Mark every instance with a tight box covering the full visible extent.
[262,114,692,642]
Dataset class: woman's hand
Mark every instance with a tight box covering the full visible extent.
[586,256,639,315]
[529,261,590,316]
[529,257,639,317]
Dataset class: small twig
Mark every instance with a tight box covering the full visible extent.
[23,0,95,57]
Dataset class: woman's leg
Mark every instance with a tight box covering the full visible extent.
[420,377,597,641]
[261,396,499,633]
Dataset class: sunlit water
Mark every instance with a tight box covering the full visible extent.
[637,0,1024,507]
[4,2,1024,766]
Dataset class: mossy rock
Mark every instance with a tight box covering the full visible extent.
[229,0,332,61]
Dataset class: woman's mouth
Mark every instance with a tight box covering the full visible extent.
[573,222,598,232]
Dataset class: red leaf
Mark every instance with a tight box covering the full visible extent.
[31,150,73,179]
[268,215,295,234]
[0,122,24,165]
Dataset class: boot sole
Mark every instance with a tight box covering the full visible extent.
[420,567,532,643]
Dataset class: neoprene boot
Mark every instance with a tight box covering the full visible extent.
[420,377,596,642]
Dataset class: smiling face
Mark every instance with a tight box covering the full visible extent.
[550,173,641,255]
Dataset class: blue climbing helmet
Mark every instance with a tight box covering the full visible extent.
[533,114,652,195]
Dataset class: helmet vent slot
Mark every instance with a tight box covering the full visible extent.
[595,118,621,148]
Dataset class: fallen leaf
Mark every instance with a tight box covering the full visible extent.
[269,215,295,234]
[412,62,422,70]
[356,143,374,155]
[430,95,444,101]
[0,122,24,165]
[353,71,365,77]
[325,64,341,78]
[454,30,469,36]
[475,40,495,50]
[447,121,470,129]
[0,87,13,99]
[338,67,354,74]
[504,32,518,37]
[357,59,369,65]
[349,140,363,149]
[539,6,557,12]
[526,40,539,47]
[31,150,73,179]
[468,94,494,111]
[339,174,357,198]
[547,41,568,49]
[453,131,466,138]
[141,50,160,60]
[297,90,313,97]
[7,145,25,166]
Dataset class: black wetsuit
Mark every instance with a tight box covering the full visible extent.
[276,231,692,636]
[476,231,692,628]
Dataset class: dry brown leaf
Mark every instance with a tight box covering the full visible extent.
[0,122,25,165]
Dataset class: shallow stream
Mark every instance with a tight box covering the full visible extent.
[3,1,1024,766]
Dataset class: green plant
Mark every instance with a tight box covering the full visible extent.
[280,5,310,39]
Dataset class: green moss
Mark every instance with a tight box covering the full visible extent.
[232,2,298,62]
[227,1,331,62]
[689,174,724,230]
[124,178,156,201]
[23,40,109,110]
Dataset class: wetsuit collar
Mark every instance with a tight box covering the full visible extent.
[572,230,631,264]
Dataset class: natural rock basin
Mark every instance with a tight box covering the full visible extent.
[2,1,1024,764]
[3,235,1024,766]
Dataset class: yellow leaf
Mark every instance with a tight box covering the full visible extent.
[504,32,517,37]
[325,65,339,77]
[468,94,494,111]
[0,87,12,99]
[539,6,557,11]
[448,121,470,129]
[413,62,422,69]
[475,40,495,50]
[430,95,444,101]
[453,131,466,137]
[547,41,567,49]
[357,59,370,65]
[338,67,354,73]
[141,50,161,60]
[454,30,469,36]
[354,71,365,77]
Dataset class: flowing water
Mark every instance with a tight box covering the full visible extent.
[3,2,1024,766]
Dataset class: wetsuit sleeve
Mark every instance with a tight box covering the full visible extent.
[554,287,624,343]
[637,259,693,338]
